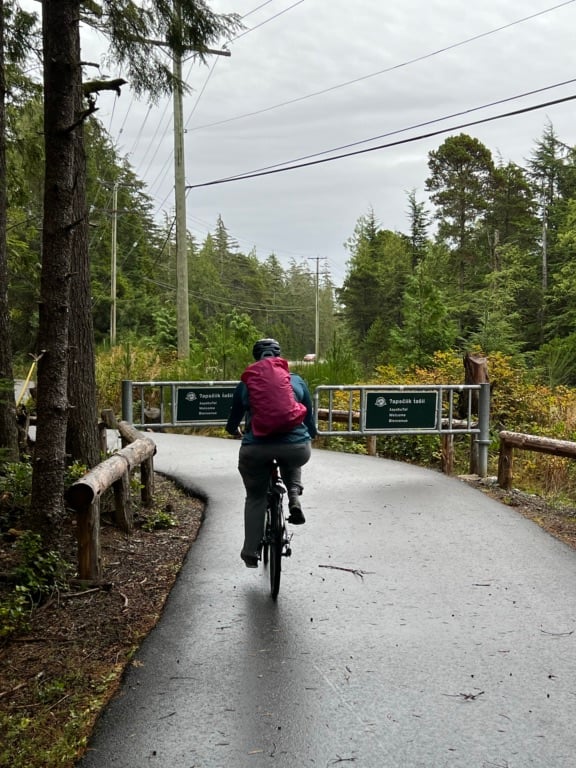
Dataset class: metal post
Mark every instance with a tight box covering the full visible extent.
[315,257,319,359]
[477,382,491,477]
[121,380,133,424]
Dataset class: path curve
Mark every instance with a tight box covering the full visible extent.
[77,433,576,768]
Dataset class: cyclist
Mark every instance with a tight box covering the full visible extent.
[226,338,317,568]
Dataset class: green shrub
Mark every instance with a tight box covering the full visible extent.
[13,532,71,603]
[0,586,31,639]
[0,459,32,532]
[141,509,177,531]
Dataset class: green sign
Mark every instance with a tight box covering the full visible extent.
[176,386,235,423]
[364,391,438,431]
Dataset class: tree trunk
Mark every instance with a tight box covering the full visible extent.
[461,352,489,417]
[0,0,20,463]
[29,0,80,539]
[66,22,99,470]
[460,352,489,475]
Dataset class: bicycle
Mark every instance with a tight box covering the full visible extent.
[261,460,292,599]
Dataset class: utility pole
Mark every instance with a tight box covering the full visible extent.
[110,181,118,346]
[172,0,231,359]
[173,0,189,359]
[307,256,327,359]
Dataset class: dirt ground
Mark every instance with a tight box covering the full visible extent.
[0,475,204,767]
[1,473,576,767]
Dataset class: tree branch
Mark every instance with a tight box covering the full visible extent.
[83,78,127,97]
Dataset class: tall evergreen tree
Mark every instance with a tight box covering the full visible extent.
[425,133,495,291]
[0,0,18,461]
[339,210,385,347]
[389,259,457,367]
[527,123,576,341]
[406,189,430,269]
[528,123,565,290]
[545,198,576,339]
[29,0,79,537]
[425,133,496,340]
[339,210,411,368]
[27,1,241,530]
[0,0,37,461]
[64,2,240,464]
[488,161,538,256]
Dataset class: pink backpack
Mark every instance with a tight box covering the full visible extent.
[241,357,307,437]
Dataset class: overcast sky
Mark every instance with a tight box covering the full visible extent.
[78,1,576,285]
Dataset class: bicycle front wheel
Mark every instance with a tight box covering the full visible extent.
[269,498,282,599]
[262,509,270,566]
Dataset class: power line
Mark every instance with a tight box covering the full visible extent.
[105,0,306,208]
[137,277,309,314]
[231,0,306,42]
[190,78,576,184]
[241,0,278,20]
[101,1,575,277]
[188,0,576,132]
[186,92,576,190]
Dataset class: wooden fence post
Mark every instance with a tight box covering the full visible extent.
[498,439,514,490]
[112,470,133,532]
[366,435,377,456]
[497,430,576,491]
[76,498,102,581]
[441,434,454,475]
[140,456,155,506]
[66,433,156,580]
[98,421,108,456]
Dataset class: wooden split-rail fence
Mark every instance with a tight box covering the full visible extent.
[65,412,156,582]
[498,430,576,490]
[64,415,576,581]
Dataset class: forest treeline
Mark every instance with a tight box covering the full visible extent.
[2,1,576,533]
[7,87,337,375]
[7,88,576,385]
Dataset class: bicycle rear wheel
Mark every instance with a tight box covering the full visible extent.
[268,496,282,599]
[262,508,270,566]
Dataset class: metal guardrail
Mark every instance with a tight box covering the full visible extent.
[122,380,490,475]
[122,379,239,429]
[314,383,488,435]
[315,383,490,476]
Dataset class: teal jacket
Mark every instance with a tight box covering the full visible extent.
[225,373,317,444]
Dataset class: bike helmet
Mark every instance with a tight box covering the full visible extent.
[252,338,281,360]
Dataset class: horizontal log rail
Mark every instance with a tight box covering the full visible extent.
[65,418,157,582]
[498,430,576,490]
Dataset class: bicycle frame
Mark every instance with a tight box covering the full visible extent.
[262,461,291,599]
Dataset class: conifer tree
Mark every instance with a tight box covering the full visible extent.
[28,1,241,533]
[0,0,36,461]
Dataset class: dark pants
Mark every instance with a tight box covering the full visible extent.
[238,441,312,557]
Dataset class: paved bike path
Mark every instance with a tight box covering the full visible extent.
[77,433,576,767]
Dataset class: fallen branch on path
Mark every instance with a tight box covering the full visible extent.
[442,690,485,701]
[318,565,372,579]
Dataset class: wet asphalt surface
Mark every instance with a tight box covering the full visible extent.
[77,433,576,768]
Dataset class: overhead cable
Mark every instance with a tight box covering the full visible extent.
[231,0,306,42]
[189,0,576,132]
[185,93,576,190]
[200,78,576,182]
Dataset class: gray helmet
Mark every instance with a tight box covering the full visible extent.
[252,338,281,360]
